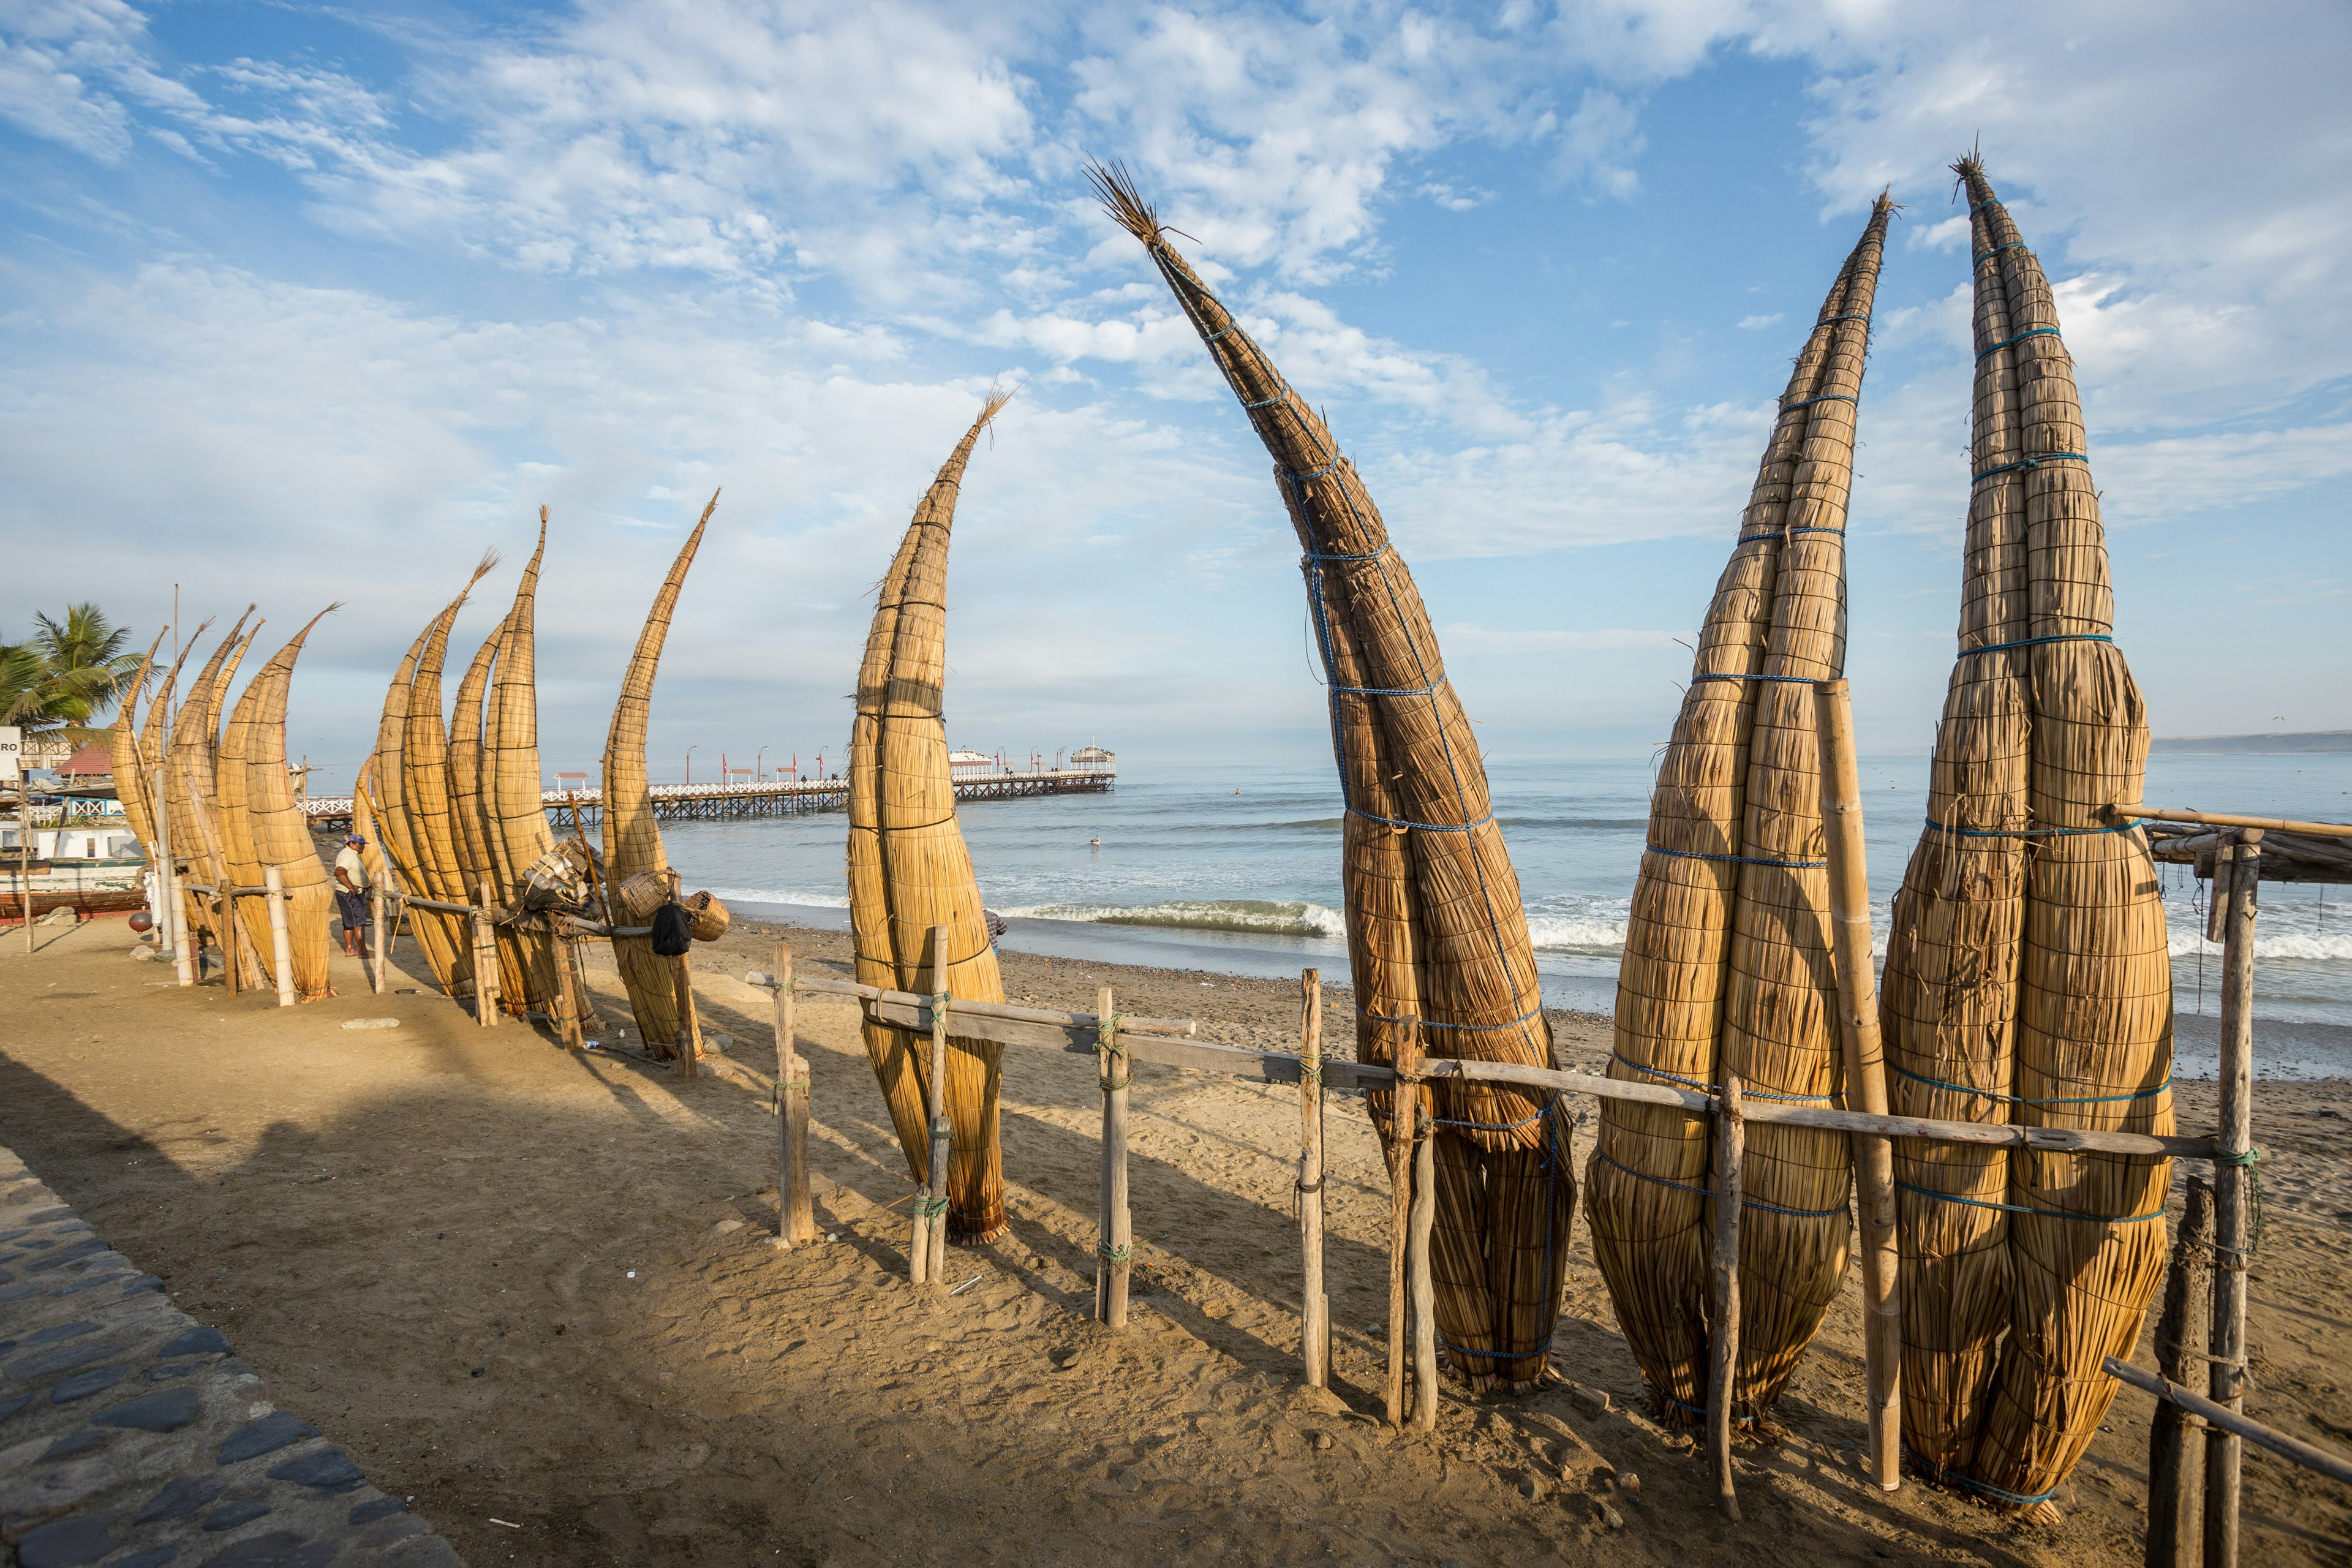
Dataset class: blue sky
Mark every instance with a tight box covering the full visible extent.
[4,0,2348,790]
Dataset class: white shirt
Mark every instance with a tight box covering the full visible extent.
[334,845,369,892]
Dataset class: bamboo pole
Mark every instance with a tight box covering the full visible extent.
[1814,678,1902,1490]
[369,889,386,995]
[264,866,295,1009]
[1387,1012,1417,1428]
[2206,830,2261,1568]
[1709,1073,1744,1521]
[772,941,815,1248]
[2113,804,2352,840]
[927,926,952,1284]
[220,891,240,997]
[1409,1107,1438,1431]
[2109,1356,2352,1488]
[1298,968,1329,1389]
[472,879,499,1027]
[1096,980,1132,1328]
[2149,1175,2215,1568]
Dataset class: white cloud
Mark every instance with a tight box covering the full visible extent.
[1736,312,1784,330]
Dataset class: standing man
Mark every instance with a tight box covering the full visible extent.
[333,833,370,960]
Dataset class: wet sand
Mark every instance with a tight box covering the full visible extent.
[2,911,2348,1566]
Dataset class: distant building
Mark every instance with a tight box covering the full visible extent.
[1071,744,1114,773]
[949,748,997,780]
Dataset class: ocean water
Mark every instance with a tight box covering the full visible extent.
[665,752,2352,1042]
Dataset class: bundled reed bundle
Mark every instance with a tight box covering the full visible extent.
[166,611,253,959]
[1092,163,1571,1385]
[138,628,206,938]
[403,594,475,919]
[217,628,285,972]
[1879,159,2173,1510]
[1588,197,1892,1424]
[444,605,524,1006]
[601,494,717,1052]
[109,631,167,854]
[484,517,564,1015]
[368,562,494,996]
[352,759,393,894]
[238,611,339,998]
[848,396,1013,1241]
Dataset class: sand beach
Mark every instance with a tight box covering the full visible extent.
[4,910,2350,1566]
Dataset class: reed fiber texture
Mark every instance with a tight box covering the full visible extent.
[240,611,339,999]
[1093,162,1570,1387]
[848,395,1012,1240]
[403,593,473,918]
[166,612,250,956]
[203,624,268,991]
[445,605,526,1007]
[110,631,167,853]
[486,516,564,1016]
[353,760,393,894]
[217,628,285,973]
[369,564,493,997]
[602,494,716,1052]
[140,627,206,942]
[1588,196,1891,1425]
[1879,160,2174,1512]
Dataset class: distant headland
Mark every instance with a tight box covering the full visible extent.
[2152,731,2352,755]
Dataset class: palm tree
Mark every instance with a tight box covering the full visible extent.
[0,605,145,734]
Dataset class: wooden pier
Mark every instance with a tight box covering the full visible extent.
[301,765,1113,832]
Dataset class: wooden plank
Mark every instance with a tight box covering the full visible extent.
[772,940,814,1248]
[1814,676,1902,1493]
[1408,1111,1436,1431]
[1387,1016,1417,1429]
[925,925,949,1284]
[1096,982,1131,1330]
[1708,1072,1744,1520]
[2114,803,2352,840]
[2207,832,2261,1568]
[265,865,295,1009]
[2149,1175,2215,1568]
[1297,970,1328,1390]
[2108,1355,2352,1488]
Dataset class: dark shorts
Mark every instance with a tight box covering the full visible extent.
[336,890,368,931]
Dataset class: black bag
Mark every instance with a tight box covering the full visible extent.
[650,902,694,957]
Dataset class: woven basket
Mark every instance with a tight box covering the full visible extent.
[685,889,729,941]
[617,870,672,921]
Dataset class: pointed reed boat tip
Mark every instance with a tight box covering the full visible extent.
[698,488,720,525]
[1085,157,1163,246]
[539,503,549,524]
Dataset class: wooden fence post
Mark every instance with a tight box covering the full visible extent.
[771,940,815,1248]
[220,891,241,998]
[264,867,295,1009]
[926,924,952,1284]
[1095,981,1132,1328]
[1409,1105,1438,1432]
[1708,1072,1744,1522]
[548,916,582,1048]
[472,879,499,1027]
[1814,677,1902,1490]
[1387,1012,1418,1428]
[2150,1174,2215,1568]
[2206,830,2261,1568]
[369,889,386,995]
[1298,968,1329,1389]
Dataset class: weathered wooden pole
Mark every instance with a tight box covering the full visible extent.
[1409,1104,1438,1432]
[546,918,582,1047]
[17,775,30,954]
[264,866,295,1008]
[369,889,386,995]
[1813,677,1902,1490]
[2150,1174,2215,1568]
[925,924,952,1284]
[1095,981,1133,1329]
[471,878,499,1027]
[220,891,241,998]
[1387,1013,1418,1428]
[2205,829,2261,1568]
[771,941,815,1248]
[1297,968,1329,1389]
[1708,1072,1744,1521]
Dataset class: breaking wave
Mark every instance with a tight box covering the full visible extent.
[1003,899,1348,939]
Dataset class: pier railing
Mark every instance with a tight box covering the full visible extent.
[300,765,1113,831]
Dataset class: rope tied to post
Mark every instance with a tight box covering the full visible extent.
[1097,1012,1130,1090]
[1096,1240,1133,1262]
[2213,1144,2266,1264]
[913,1194,951,1218]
